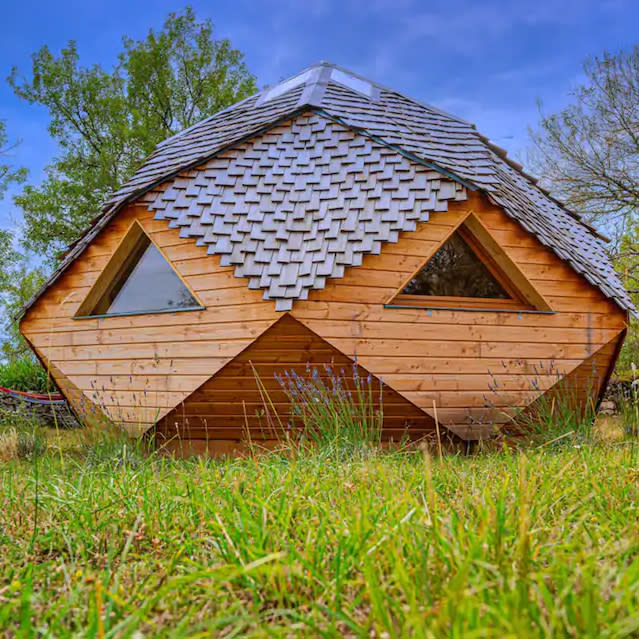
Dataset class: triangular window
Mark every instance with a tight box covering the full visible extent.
[401,231,510,299]
[76,223,202,318]
[389,216,552,312]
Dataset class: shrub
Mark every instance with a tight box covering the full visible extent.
[0,357,50,393]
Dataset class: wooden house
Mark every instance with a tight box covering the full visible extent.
[19,62,633,454]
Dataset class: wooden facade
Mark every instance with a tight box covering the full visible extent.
[20,190,628,447]
[154,314,440,455]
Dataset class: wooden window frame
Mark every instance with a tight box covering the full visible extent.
[387,211,553,312]
[74,220,205,319]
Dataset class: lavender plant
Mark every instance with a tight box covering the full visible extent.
[476,359,600,447]
[274,360,384,457]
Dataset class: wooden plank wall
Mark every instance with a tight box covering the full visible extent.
[293,191,628,438]
[154,314,441,456]
[20,190,628,441]
[21,204,281,434]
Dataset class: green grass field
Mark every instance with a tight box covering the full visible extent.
[1,425,638,638]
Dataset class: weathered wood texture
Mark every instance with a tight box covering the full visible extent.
[154,314,441,452]
[20,190,628,441]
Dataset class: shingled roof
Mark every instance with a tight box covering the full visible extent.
[140,113,467,310]
[22,61,634,316]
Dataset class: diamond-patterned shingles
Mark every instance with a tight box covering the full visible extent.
[143,112,467,311]
[21,63,634,319]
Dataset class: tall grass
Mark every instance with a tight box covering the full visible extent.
[272,362,383,458]
[1,357,638,636]
[479,359,605,448]
[0,436,638,637]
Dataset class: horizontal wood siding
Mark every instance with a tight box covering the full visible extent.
[20,190,628,443]
[21,203,280,430]
[154,315,439,450]
[295,191,627,438]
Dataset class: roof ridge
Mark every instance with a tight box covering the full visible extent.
[157,62,473,156]
[312,107,477,190]
[299,61,474,126]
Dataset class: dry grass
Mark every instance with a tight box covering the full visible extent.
[0,428,19,462]
[593,415,627,442]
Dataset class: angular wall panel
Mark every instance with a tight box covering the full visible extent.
[154,314,445,455]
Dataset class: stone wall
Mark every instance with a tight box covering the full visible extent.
[599,380,637,415]
[0,392,80,429]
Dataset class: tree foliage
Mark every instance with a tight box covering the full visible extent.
[9,7,256,260]
[530,47,639,372]
[530,46,639,237]
[0,120,26,297]
[0,120,32,362]
[0,266,46,361]
[0,120,27,199]
[0,119,26,290]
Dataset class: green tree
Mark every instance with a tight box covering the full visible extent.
[0,119,26,283]
[9,7,256,260]
[0,266,46,361]
[0,120,34,362]
[529,46,639,372]
[0,120,27,198]
[0,119,26,297]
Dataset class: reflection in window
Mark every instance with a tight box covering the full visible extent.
[91,236,199,316]
[401,231,510,299]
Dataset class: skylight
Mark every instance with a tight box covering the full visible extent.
[258,64,376,105]
[260,69,313,103]
[329,68,374,97]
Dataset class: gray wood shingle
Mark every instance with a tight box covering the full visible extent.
[143,113,466,310]
[21,61,634,317]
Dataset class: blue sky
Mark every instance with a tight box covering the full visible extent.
[1,0,637,232]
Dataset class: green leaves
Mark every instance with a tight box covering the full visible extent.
[9,7,257,260]
[0,265,46,361]
[0,120,27,200]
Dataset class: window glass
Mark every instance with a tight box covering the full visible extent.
[92,237,198,316]
[401,231,510,299]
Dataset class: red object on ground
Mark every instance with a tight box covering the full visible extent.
[0,385,66,404]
